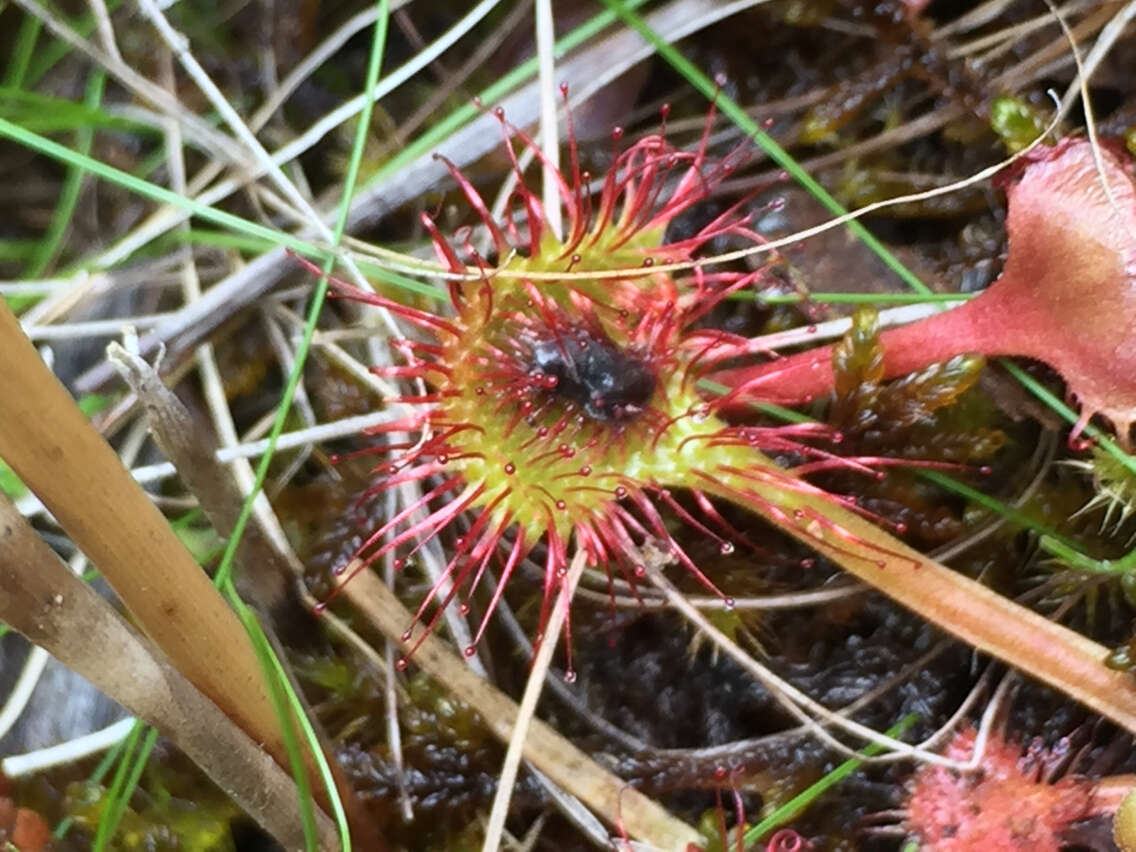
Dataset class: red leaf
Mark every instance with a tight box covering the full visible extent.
[711,138,1136,446]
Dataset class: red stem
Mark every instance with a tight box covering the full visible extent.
[712,292,1016,406]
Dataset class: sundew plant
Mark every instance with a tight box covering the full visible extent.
[5,2,1136,850]
[309,103,920,671]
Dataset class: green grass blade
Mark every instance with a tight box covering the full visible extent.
[919,469,1074,546]
[1000,361,1136,477]
[0,239,39,261]
[1040,534,1136,574]
[177,228,278,254]
[260,612,353,842]
[745,714,918,844]
[0,115,327,261]
[0,117,447,299]
[0,87,159,136]
[24,70,106,277]
[3,14,41,89]
[701,378,1063,542]
[211,0,391,592]
[92,720,156,851]
[997,362,1136,572]
[236,604,321,850]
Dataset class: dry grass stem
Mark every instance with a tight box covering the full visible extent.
[481,548,589,852]
[107,344,294,615]
[0,299,289,769]
[0,493,337,850]
[108,343,391,849]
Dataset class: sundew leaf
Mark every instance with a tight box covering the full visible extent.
[711,138,1136,448]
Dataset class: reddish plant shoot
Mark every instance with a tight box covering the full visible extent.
[710,138,1136,448]
[311,98,919,672]
[765,828,810,852]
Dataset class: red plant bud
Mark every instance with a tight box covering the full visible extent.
[904,727,1094,852]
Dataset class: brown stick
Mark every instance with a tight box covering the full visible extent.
[0,494,337,850]
[338,567,704,852]
[107,343,294,618]
[0,299,287,769]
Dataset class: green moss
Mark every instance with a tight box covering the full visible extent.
[990,95,1048,153]
[65,770,240,851]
